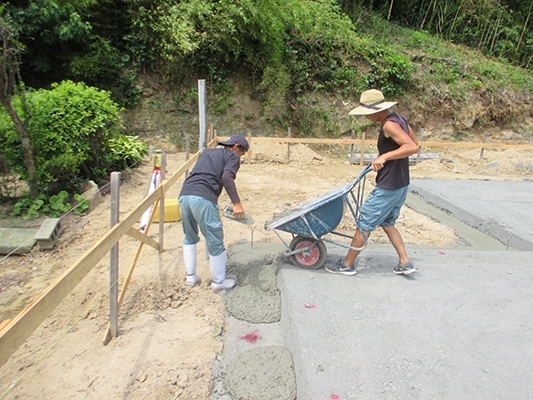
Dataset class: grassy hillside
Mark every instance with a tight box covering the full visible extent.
[121,12,533,148]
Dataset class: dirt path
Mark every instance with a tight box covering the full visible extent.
[0,143,531,399]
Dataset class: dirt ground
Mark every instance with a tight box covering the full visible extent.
[0,141,532,399]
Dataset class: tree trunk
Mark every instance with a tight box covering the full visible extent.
[387,0,394,21]
[517,1,533,51]
[0,97,38,195]
[1,15,38,196]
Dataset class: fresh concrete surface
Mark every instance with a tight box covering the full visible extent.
[277,179,533,399]
[279,249,533,400]
[219,179,533,400]
[410,179,533,250]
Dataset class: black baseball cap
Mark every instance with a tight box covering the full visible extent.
[218,134,249,151]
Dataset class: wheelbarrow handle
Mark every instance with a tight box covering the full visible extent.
[361,163,373,176]
[347,164,373,189]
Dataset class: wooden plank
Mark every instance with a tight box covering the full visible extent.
[418,141,533,150]
[0,186,163,368]
[164,148,202,188]
[125,227,160,251]
[0,320,11,332]
[219,136,533,150]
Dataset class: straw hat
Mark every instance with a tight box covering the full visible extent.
[348,89,397,116]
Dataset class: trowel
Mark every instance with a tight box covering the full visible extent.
[222,206,255,225]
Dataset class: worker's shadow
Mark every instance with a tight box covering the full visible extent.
[317,252,420,280]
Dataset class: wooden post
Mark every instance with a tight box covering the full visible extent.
[350,129,355,164]
[109,172,120,339]
[247,131,252,162]
[416,128,425,165]
[185,134,190,179]
[198,79,206,151]
[207,123,213,144]
[359,131,366,166]
[144,146,154,197]
[479,131,487,160]
[158,153,166,253]
[287,127,292,163]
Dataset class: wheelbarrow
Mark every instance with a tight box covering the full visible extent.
[265,165,372,270]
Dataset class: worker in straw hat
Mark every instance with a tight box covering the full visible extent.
[179,134,249,291]
[325,89,419,276]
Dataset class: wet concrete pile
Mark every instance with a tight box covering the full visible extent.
[210,247,297,400]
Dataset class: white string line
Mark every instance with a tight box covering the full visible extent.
[0,156,149,265]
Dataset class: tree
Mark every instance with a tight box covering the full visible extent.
[0,8,37,196]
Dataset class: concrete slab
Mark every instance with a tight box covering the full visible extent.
[279,248,533,400]
[0,228,37,255]
[218,179,533,399]
[410,179,533,250]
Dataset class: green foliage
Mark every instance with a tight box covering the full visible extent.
[69,35,143,108]
[13,190,70,219]
[107,135,149,170]
[73,193,89,215]
[364,47,414,95]
[69,35,121,82]
[12,189,90,219]
[0,80,136,193]
[259,66,291,121]
[7,0,92,84]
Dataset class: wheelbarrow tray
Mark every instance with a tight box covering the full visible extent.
[265,182,353,238]
[265,165,371,270]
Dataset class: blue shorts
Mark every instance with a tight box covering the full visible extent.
[356,185,408,233]
[179,195,225,256]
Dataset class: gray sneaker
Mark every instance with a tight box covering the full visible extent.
[325,260,357,276]
[393,261,416,275]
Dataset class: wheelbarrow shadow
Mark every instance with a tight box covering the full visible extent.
[279,249,419,280]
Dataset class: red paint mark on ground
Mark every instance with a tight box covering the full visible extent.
[330,394,341,400]
[240,332,260,344]
[438,251,445,255]
[304,303,316,309]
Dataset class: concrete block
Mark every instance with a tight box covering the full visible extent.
[81,180,103,213]
[34,218,61,250]
[0,228,37,255]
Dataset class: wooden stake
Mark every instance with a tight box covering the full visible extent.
[360,131,366,166]
[416,129,425,165]
[185,134,190,179]
[479,131,487,161]
[247,131,252,162]
[158,153,166,253]
[287,127,292,163]
[109,172,120,339]
[350,130,355,164]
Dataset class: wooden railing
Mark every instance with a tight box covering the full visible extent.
[0,143,204,367]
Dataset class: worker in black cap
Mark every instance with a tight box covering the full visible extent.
[179,134,249,291]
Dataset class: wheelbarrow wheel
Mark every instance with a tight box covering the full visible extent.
[289,236,327,270]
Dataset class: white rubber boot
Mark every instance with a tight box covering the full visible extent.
[183,244,201,287]
[209,250,235,291]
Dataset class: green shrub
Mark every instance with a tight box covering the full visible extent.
[107,135,149,170]
[0,80,147,195]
